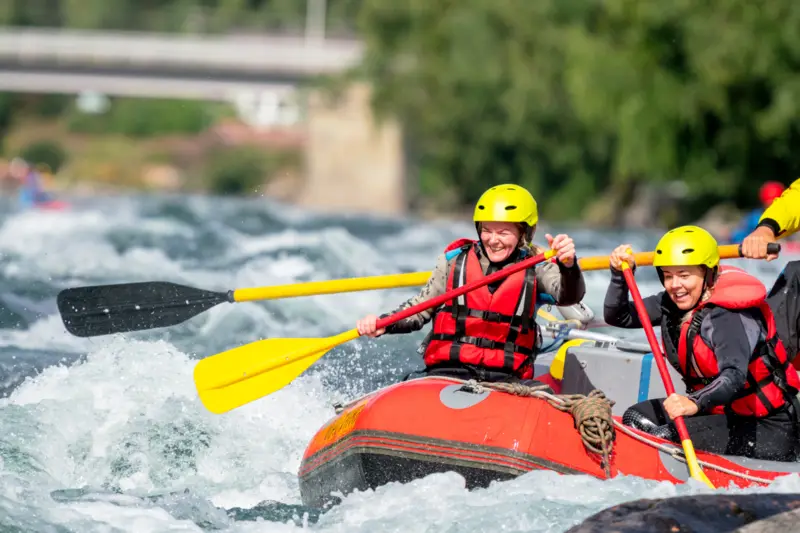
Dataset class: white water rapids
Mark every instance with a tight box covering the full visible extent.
[0,194,797,532]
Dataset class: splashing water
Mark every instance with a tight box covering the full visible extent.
[0,194,796,532]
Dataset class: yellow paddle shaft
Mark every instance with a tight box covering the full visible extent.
[231,272,431,302]
[228,245,749,303]
[578,244,745,271]
[227,253,621,303]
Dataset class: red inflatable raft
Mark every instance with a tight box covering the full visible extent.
[298,371,800,509]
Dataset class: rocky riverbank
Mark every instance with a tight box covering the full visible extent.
[567,493,800,533]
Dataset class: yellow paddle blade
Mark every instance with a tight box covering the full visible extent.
[549,339,592,380]
[231,273,431,302]
[194,329,359,414]
[195,341,325,414]
[195,306,565,414]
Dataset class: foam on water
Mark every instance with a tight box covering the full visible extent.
[0,195,796,532]
[0,337,336,531]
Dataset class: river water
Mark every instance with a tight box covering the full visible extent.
[0,194,797,532]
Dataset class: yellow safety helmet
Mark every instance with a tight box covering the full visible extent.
[473,184,538,226]
[653,225,720,269]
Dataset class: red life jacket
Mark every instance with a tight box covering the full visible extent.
[662,266,800,417]
[423,239,539,378]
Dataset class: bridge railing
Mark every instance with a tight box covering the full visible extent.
[0,28,363,76]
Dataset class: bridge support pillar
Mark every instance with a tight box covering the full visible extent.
[297,83,407,217]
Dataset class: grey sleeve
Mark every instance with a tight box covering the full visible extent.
[602,268,663,328]
[534,259,586,306]
[382,253,449,334]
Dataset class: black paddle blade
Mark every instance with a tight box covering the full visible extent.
[57,281,231,337]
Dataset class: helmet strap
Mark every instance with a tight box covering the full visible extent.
[704,266,718,288]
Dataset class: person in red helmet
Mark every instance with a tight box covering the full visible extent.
[730,181,787,244]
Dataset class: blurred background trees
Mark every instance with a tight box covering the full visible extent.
[2,0,800,223]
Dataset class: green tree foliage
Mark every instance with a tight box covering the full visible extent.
[20,139,68,173]
[65,98,231,137]
[5,0,361,35]
[0,93,13,154]
[356,0,800,220]
[202,146,299,195]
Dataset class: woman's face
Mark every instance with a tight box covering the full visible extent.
[660,265,707,310]
[479,222,521,262]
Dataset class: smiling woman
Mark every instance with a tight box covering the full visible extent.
[355,183,586,385]
[603,225,800,463]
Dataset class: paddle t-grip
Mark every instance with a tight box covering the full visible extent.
[735,242,781,256]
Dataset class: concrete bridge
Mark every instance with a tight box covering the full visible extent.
[0,28,363,117]
[0,28,407,216]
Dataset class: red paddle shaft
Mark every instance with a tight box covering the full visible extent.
[375,249,556,330]
[621,266,690,434]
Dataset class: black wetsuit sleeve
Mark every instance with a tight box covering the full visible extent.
[757,218,780,237]
[603,268,663,328]
[686,307,753,412]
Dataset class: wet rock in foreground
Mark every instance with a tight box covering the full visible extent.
[566,493,800,533]
[735,507,800,532]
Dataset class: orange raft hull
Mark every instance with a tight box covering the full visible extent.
[298,377,799,508]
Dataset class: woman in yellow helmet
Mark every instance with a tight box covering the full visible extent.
[605,226,800,460]
[356,184,587,384]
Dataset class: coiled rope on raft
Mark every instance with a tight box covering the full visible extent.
[459,381,616,478]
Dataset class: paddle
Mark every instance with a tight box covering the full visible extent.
[57,243,775,338]
[56,273,432,338]
[574,242,780,271]
[193,249,558,414]
[619,258,715,488]
[57,275,559,338]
